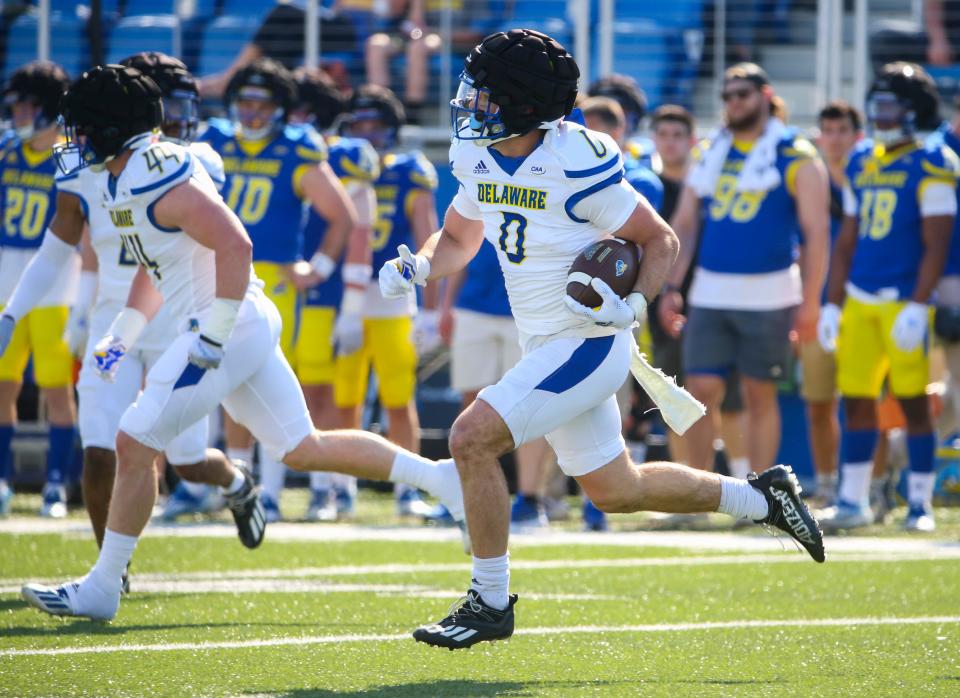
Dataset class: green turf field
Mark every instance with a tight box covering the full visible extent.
[1,493,959,696]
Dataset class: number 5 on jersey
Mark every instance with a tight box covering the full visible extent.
[498,212,527,264]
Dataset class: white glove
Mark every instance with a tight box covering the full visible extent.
[0,315,15,357]
[378,244,430,299]
[413,309,442,355]
[564,279,647,329]
[92,335,127,382]
[333,312,364,355]
[892,301,929,352]
[817,303,842,353]
[64,307,90,359]
[187,334,225,370]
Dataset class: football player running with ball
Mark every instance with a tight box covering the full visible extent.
[17,65,465,621]
[379,30,826,650]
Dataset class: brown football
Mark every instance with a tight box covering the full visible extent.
[566,238,640,308]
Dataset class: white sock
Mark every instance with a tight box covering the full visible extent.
[0,478,8,490]
[310,471,333,492]
[226,446,254,466]
[471,553,510,610]
[89,529,138,595]
[717,476,769,520]
[179,480,209,498]
[391,454,463,520]
[907,471,935,509]
[728,457,751,480]
[222,468,245,496]
[332,473,356,496]
[838,461,872,507]
[816,472,837,498]
[389,451,443,494]
[259,456,286,503]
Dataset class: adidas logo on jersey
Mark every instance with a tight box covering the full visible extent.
[473,160,489,174]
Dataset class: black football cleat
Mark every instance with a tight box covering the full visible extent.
[225,463,267,549]
[413,589,518,649]
[121,562,130,595]
[749,465,825,563]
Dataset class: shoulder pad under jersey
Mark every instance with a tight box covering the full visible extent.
[546,121,624,187]
[188,141,225,190]
[330,137,380,182]
[109,140,195,206]
[284,123,328,163]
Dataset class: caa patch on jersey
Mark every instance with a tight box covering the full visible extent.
[566,238,640,308]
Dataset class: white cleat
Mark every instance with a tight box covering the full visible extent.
[39,484,67,519]
[817,501,874,530]
[306,489,338,522]
[903,506,936,532]
[21,580,118,621]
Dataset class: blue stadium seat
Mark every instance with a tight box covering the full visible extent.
[123,0,217,20]
[218,0,275,20]
[106,15,181,66]
[607,21,670,109]
[197,14,260,77]
[47,0,119,18]
[4,13,89,79]
[613,0,704,30]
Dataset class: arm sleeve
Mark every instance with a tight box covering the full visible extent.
[570,179,641,233]
[451,185,483,221]
[842,183,858,217]
[920,181,958,216]
[3,232,78,321]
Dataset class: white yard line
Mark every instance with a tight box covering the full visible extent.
[2,549,958,591]
[2,517,960,554]
[3,616,958,658]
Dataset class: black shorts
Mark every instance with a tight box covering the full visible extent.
[651,330,743,412]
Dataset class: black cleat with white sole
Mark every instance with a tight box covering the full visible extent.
[749,464,825,563]
[225,464,266,549]
[413,589,518,649]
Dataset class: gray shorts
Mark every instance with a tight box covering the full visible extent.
[682,305,795,382]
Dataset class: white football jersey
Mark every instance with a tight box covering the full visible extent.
[57,139,229,349]
[450,121,638,340]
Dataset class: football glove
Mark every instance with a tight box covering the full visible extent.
[379,244,430,299]
[93,335,127,382]
[414,309,442,355]
[892,301,928,352]
[332,312,364,356]
[564,279,647,329]
[817,303,842,353]
[64,307,90,359]
[0,315,15,357]
[187,334,225,370]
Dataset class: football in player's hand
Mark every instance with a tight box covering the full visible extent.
[566,238,640,308]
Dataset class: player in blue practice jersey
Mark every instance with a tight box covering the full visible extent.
[289,68,378,521]
[0,62,77,518]
[819,63,959,532]
[335,85,440,518]
[663,63,830,480]
[201,58,356,521]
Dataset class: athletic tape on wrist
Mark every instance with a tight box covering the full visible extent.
[203,298,242,346]
[106,308,148,348]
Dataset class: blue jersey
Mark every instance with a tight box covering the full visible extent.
[698,131,817,274]
[624,160,663,212]
[456,238,511,317]
[371,151,437,276]
[625,137,656,170]
[823,177,844,304]
[0,140,58,250]
[931,124,960,276]
[846,139,959,298]
[201,118,327,263]
[303,135,380,308]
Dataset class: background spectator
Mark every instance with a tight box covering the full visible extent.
[871,0,960,71]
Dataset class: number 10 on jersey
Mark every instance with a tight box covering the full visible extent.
[498,212,527,264]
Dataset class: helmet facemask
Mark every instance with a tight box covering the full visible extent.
[230,86,283,141]
[450,73,512,146]
[161,89,199,143]
[867,91,913,147]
